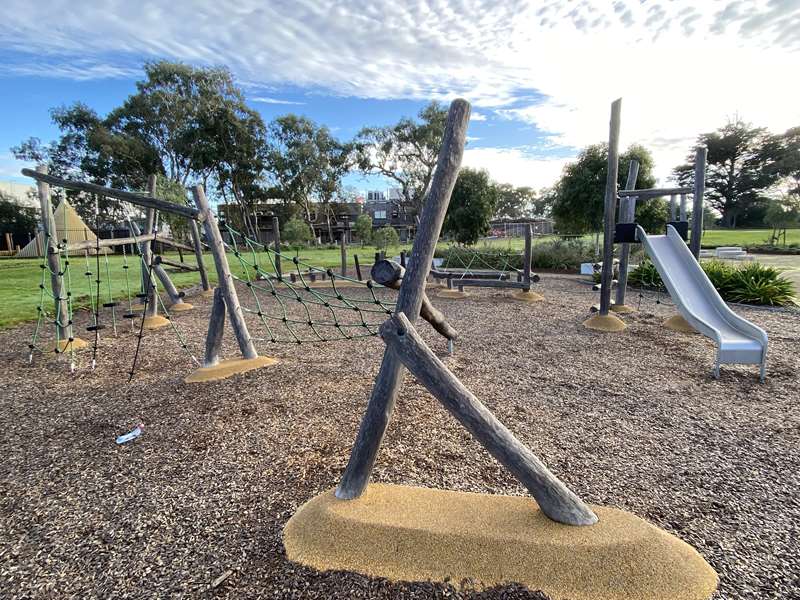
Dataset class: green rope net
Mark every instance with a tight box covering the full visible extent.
[224,225,396,345]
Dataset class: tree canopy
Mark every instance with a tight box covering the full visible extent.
[551,143,658,233]
[0,193,38,245]
[443,168,498,245]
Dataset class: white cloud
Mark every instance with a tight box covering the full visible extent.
[1,1,798,187]
[463,147,570,190]
[470,112,488,121]
[251,96,305,105]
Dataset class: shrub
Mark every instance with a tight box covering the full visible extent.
[353,214,372,245]
[373,226,400,251]
[628,259,798,306]
[283,218,313,247]
[531,238,597,270]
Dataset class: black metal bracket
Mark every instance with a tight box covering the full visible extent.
[668,221,689,241]
[614,222,639,244]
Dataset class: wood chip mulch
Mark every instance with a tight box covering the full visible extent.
[1,274,798,599]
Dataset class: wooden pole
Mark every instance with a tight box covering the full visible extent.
[381,313,597,525]
[679,194,687,222]
[202,287,226,367]
[4,232,12,252]
[192,185,258,360]
[614,160,640,308]
[152,263,185,304]
[35,165,70,342]
[522,224,532,292]
[142,177,159,321]
[669,195,677,221]
[189,219,211,291]
[598,99,622,316]
[340,233,347,276]
[354,254,363,281]
[272,216,282,278]
[690,146,707,258]
[336,98,471,500]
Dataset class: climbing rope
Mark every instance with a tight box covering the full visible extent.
[223,225,396,345]
[441,245,517,281]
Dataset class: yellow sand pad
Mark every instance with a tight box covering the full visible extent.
[664,314,698,334]
[511,290,544,303]
[55,337,89,353]
[168,302,194,312]
[583,313,627,332]
[200,288,216,298]
[184,356,278,383]
[284,485,717,600]
[436,289,469,299]
[143,315,171,330]
[610,303,636,313]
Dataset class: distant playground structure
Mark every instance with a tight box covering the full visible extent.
[584,99,768,381]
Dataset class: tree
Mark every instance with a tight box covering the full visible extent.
[264,115,351,236]
[673,119,784,228]
[155,175,190,241]
[494,184,547,219]
[353,214,373,245]
[372,226,399,251]
[444,168,498,245]
[774,127,800,196]
[282,218,313,247]
[355,102,447,216]
[764,194,800,246]
[551,144,657,233]
[13,61,267,228]
[0,193,38,246]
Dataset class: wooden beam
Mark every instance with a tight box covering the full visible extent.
[189,219,211,291]
[192,185,258,360]
[522,224,532,291]
[337,98,471,500]
[65,234,155,253]
[690,147,707,258]
[456,278,530,289]
[21,168,202,220]
[272,216,282,278]
[614,160,640,308]
[155,235,194,252]
[381,313,597,526]
[371,260,458,341]
[598,99,622,316]
[203,288,226,367]
[155,256,199,272]
[618,187,692,198]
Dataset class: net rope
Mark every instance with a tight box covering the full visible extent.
[223,225,395,345]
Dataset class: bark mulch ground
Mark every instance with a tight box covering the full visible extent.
[1,274,798,599]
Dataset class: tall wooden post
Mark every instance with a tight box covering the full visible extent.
[272,216,282,278]
[36,166,70,346]
[613,160,640,310]
[522,224,532,292]
[189,219,211,292]
[669,195,677,221]
[340,233,347,276]
[336,99,471,500]
[598,99,622,316]
[679,194,687,222]
[142,176,159,322]
[192,185,258,360]
[690,146,707,258]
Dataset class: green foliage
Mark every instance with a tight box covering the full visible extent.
[494,184,548,219]
[443,168,498,245]
[764,195,800,245]
[628,259,798,306]
[531,238,597,270]
[673,119,787,228]
[551,143,657,234]
[356,102,447,215]
[635,199,669,233]
[353,214,373,245]
[0,194,38,243]
[372,226,400,251]
[282,218,314,247]
[155,175,190,240]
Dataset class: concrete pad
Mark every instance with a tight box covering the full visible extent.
[511,290,544,303]
[284,484,717,600]
[168,302,194,312]
[143,315,171,330]
[184,356,278,383]
[55,337,89,353]
[610,304,636,314]
[583,313,627,332]
[663,314,698,334]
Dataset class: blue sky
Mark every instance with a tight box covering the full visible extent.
[2,0,799,193]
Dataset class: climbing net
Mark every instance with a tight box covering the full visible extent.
[28,199,198,376]
[224,225,396,345]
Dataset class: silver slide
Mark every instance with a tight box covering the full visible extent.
[636,225,768,380]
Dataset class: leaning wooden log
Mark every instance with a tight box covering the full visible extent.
[371,260,458,341]
[189,219,211,291]
[21,168,202,220]
[336,98,471,500]
[155,256,199,272]
[618,186,692,198]
[65,234,155,253]
[380,313,598,526]
[203,288,226,367]
[456,279,530,289]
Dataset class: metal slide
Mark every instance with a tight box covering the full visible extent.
[636,225,768,380]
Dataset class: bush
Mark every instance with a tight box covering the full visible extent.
[283,218,313,247]
[628,259,798,306]
[531,238,597,270]
[373,226,400,251]
[353,214,372,245]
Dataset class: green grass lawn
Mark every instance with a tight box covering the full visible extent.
[699,228,800,248]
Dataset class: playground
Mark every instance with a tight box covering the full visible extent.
[1,276,798,598]
[2,98,799,600]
